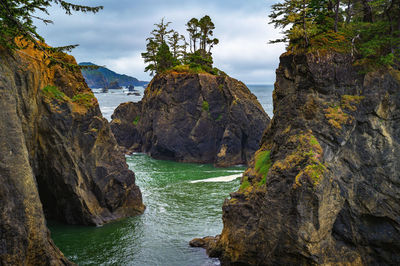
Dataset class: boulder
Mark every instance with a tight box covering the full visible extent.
[111,72,270,167]
[107,81,121,90]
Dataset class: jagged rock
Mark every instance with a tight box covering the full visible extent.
[189,236,221,257]
[127,92,140,96]
[111,72,270,167]
[107,81,122,90]
[201,52,400,265]
[128,85,136,92]
[0,46,144,264]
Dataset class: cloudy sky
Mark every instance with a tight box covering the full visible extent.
[37,0,286,84]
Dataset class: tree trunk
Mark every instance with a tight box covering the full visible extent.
[346,0,352,24]
[385,0,394,53]
[361,0,373,23]
[328,0,334,13]
[303,0,309,47]
[334,0,340,32]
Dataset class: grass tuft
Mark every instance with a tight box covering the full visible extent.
[132,115,140,125]
[41,85,67,101]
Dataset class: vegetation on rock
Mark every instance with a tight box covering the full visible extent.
[324,94,365,129]
[42,85,97,108]
[142,16,220,76]
[71,92,96,108]
[270,0,400,69]
[254,150,272,186]
[202,100,210,112]
[272,131,326,187]
[132,115,140,125]
[42,85,67,101]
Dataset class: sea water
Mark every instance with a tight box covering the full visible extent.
[49,84,273,265]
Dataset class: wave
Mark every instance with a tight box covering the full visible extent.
[190,174,242,183]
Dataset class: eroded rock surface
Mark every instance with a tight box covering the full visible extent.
[202,52,400,265]
[0,46,144,264]
[111,72,270,167]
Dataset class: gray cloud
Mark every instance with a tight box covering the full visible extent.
[36,0,286,84]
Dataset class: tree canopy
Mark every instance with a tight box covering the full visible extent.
[142,16,222,76]
[269,0,400,69]
[0,0,102,67]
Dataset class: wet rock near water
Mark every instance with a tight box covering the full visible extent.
[201,52,400,265]
[111,72,270,167]
[107,81,122,90]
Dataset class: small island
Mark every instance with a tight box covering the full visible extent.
[110,17,270,166]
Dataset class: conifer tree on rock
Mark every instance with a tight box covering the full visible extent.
[142,15,220,76]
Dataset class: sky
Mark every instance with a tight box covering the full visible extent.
[37,0,286,84]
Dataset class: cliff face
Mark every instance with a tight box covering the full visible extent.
[207,52,400,265]
[0,46,144,264]
[110,72,270,167]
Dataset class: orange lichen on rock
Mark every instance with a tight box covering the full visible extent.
[324,94,364,129]
[324,105,349,129]
[271,130,326,187]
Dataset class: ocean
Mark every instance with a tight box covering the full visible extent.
[49,84,274,265]
[93,84,274,121]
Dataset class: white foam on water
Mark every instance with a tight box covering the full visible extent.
[190,173,242,183]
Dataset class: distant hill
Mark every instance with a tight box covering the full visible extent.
[79,62,148,88]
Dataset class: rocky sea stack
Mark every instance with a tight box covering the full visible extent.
[0,46,144,265]
[111,71,270,167]
[196,52,400,265]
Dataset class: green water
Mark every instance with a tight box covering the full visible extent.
[49,153,245,265]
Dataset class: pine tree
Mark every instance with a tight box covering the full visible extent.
[151,18,173,45]
[142,18,175,75]
[155,41,176,72]
[269,0,316,47]
[186,18,200,52]
[168,31,186,60]
[141,38,159,76]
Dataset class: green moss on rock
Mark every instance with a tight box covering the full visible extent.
[255,150,272,186]
[71,92,96,108]
[132,115,140,125]
[202,101,210,112]
[41,85,67,101]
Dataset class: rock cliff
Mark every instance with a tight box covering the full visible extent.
[111,72,270,167]
[0,46,144,264]
[201,52,400,265]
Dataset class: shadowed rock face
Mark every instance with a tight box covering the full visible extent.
[111,72,270,167]
[202,52,400,265]
[0,46,144,264]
